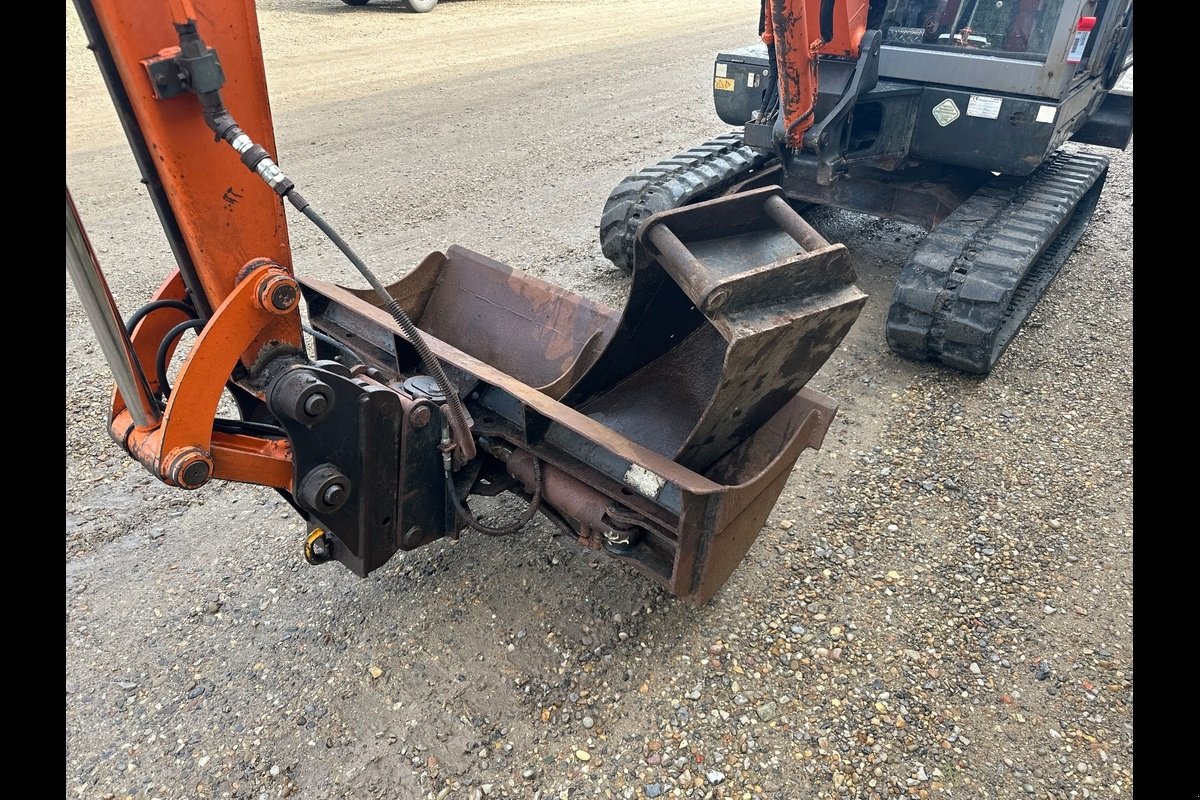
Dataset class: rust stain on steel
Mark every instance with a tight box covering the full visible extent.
[303,274,849,605]
[672,389,837,603]
[507,449,613,535]
[768,0,821,147]
[630,186,866,471]
[683,391,835,602]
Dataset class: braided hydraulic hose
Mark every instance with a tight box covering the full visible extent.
[282,190,475,462]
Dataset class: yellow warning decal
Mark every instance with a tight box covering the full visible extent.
[714,77,736,92]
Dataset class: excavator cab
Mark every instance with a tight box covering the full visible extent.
[878,0,1067,53]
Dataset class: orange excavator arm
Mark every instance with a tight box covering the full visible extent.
[72,0,303,491]
[760,0,870,147]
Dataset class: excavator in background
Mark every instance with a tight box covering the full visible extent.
[603,0,1132,374]
[339,0,438,10]
[66,0,866,605]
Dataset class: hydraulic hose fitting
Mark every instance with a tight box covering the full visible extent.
[162,20,473,466]
[167,22,295,197]
[227,129,295,196]
[440,422,460,541]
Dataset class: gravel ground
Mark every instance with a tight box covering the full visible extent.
[66,1,1133,798]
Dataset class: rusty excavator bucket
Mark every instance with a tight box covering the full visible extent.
[301,186,865,603]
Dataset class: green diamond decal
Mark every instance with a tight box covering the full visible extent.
[932,98,960,127]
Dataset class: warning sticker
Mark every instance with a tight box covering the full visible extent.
[747,73,758,88]
[931,98,960,127]
[1036,104,1057,124]
[715,63,728,78]
[967,95,1003,119]
[714,77,736,92]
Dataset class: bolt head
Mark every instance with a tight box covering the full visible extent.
[167,447,213,490]
[303,392,329,418]
[182,460,211,487]
[256,273,298,315]
[322,483,347,508]
[410,405,432,428]
[270,283,298,311]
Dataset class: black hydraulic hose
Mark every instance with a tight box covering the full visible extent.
[156,319,206,400]
[445,457,544,537]
[759,44,780,119]
[212,418,286,437]
[124,298,196,336]
[820,0,837,43]
[302,322,362,364]
[285,190,475,461]
[139,308,287,435]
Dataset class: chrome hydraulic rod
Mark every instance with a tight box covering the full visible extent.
[66,187,161,429]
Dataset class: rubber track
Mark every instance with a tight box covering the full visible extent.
[886,149,1110,374]
[600,132,772,272]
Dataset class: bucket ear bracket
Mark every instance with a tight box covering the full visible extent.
[564,185,866,473]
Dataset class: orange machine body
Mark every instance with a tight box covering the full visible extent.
[762,0,869,148]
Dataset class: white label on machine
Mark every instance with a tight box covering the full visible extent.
[747,72,758,88]
[624,464,666,499]
[1036,104,1057,124]
[1066,29,1090,64]
[715,63,728,78]
[931,98,960,127]
[966,95,1002,119]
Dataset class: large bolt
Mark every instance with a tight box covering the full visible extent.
[322,483,347,508]
[269,283,297,312]
[165,447,214,490]
[255,273,299,314]
[401,526,424,549]
[303,392,329,418]
[298,464,351,514]
[409,404,432,429]
[269,369,335,426]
